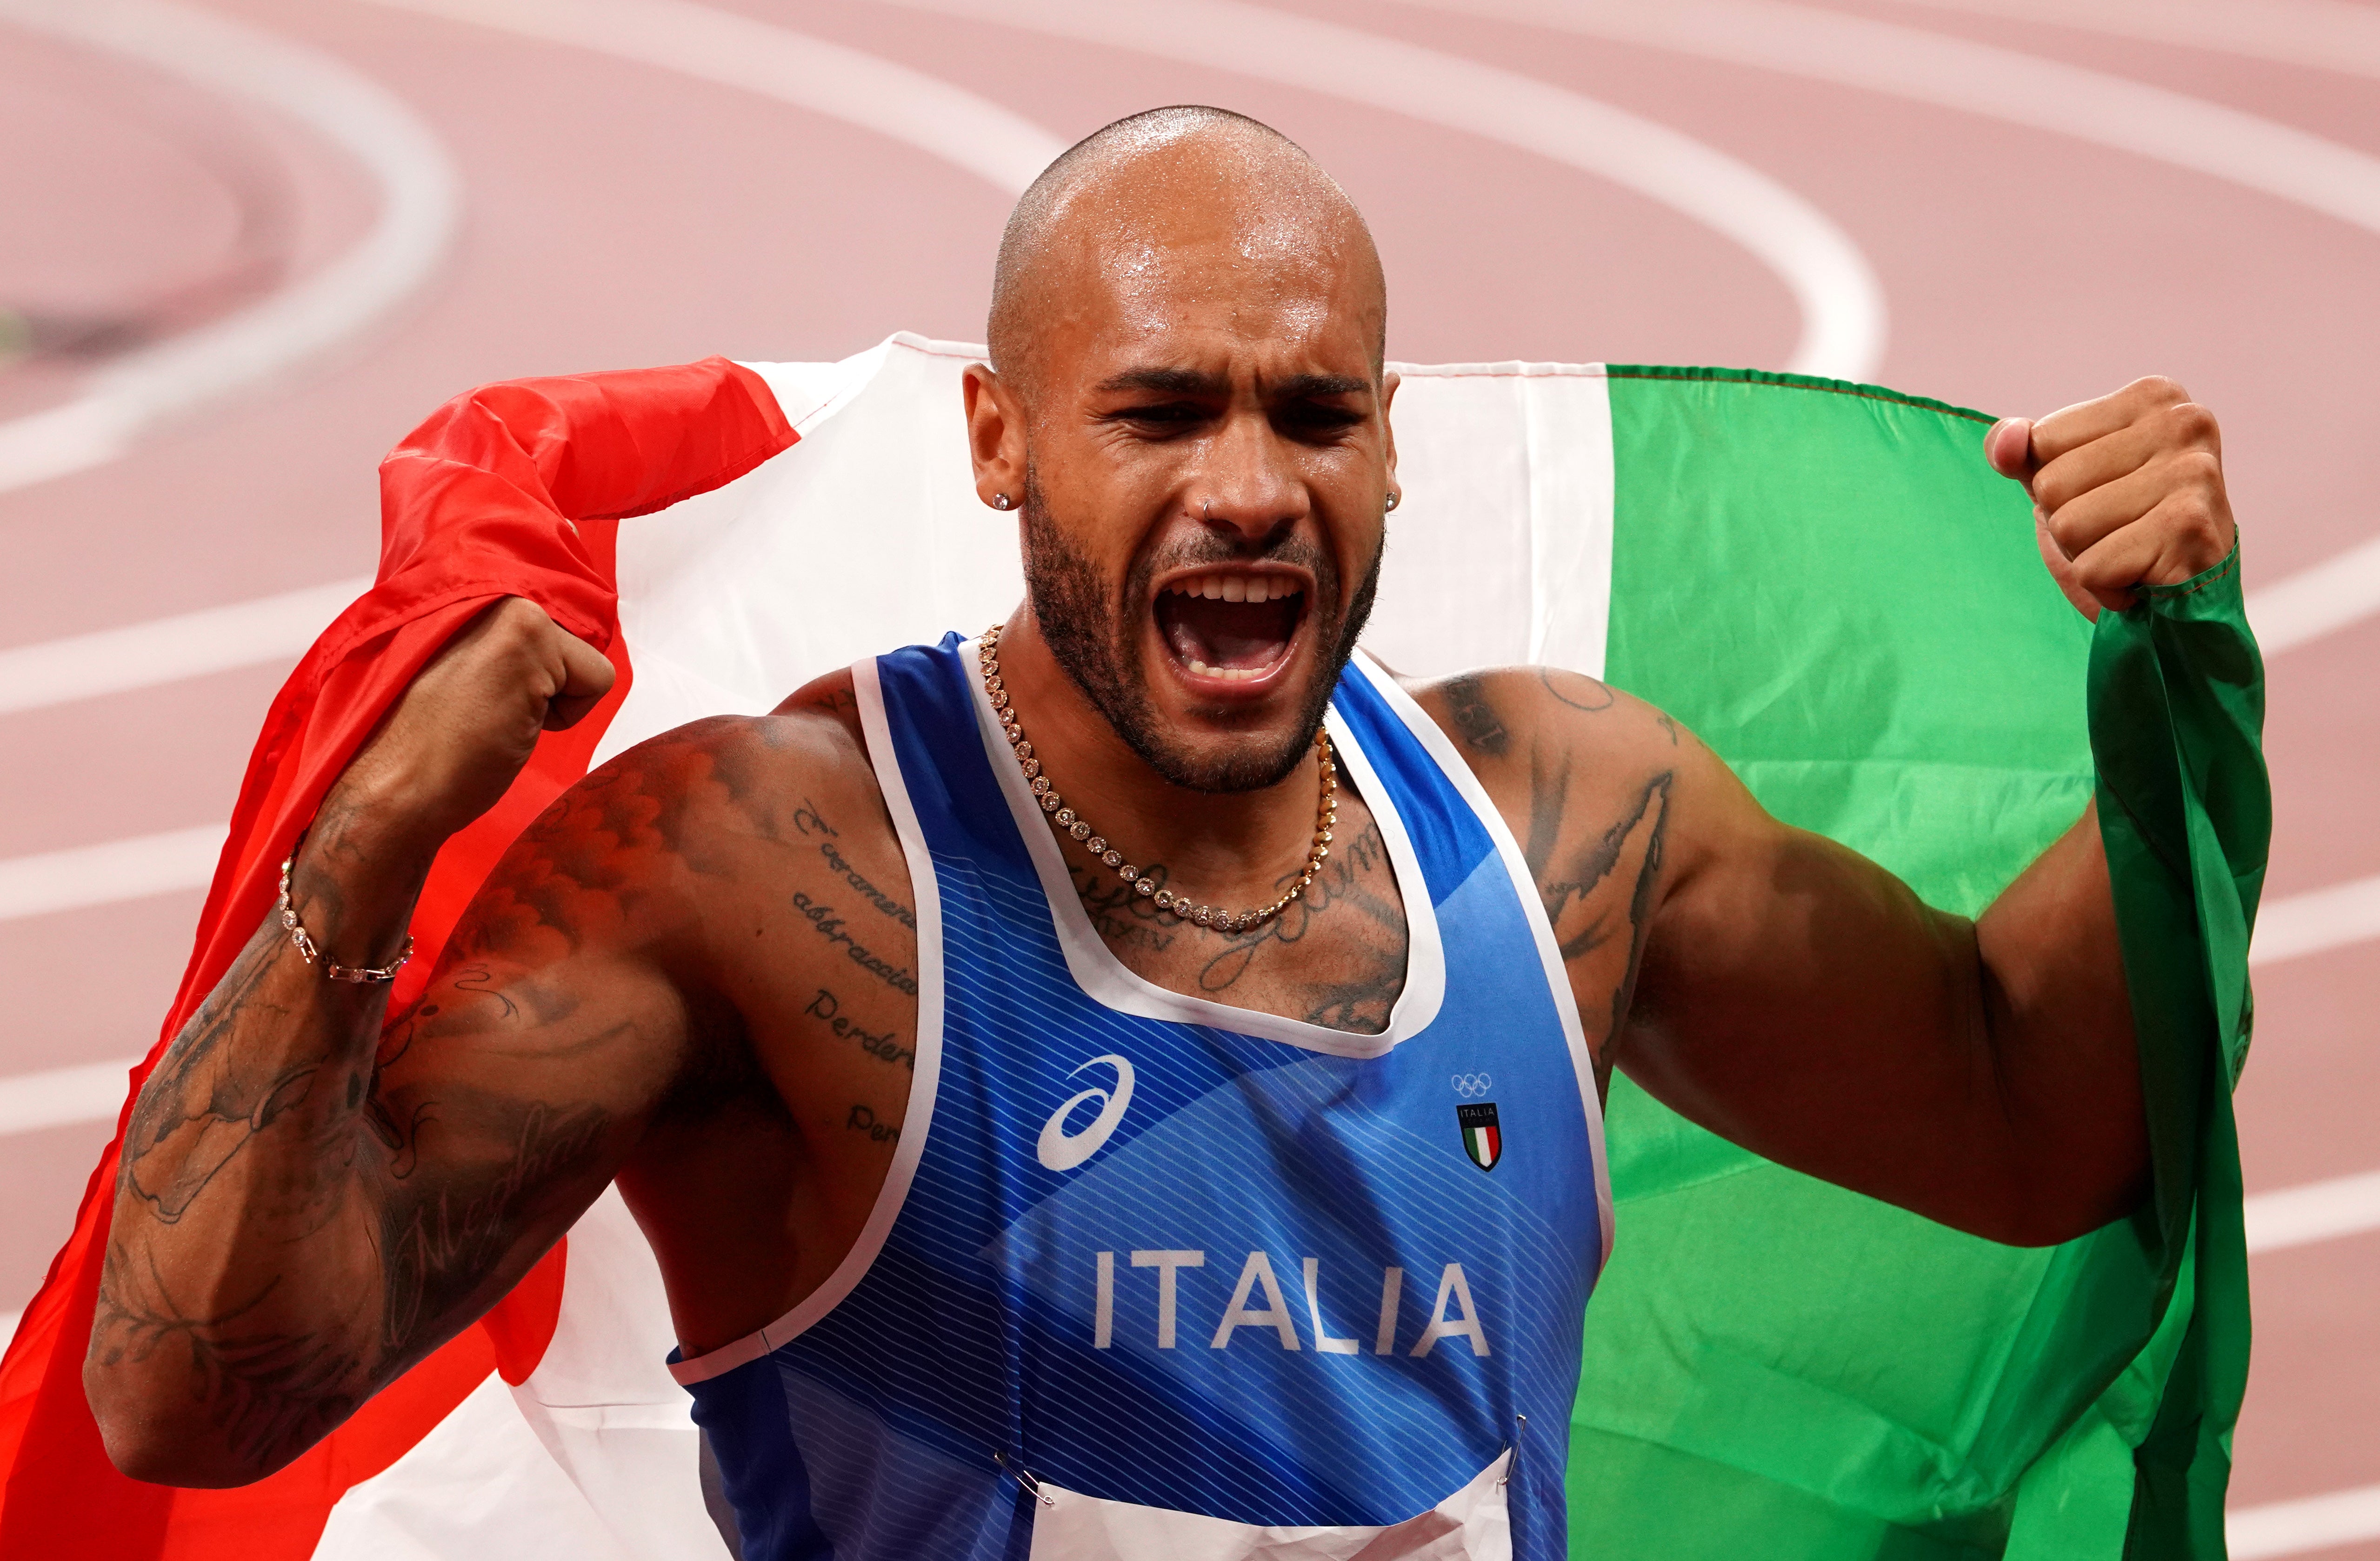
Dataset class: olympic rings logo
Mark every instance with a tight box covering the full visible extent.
[1450,1073,1493,1098]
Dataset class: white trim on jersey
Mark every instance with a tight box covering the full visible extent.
[963,635,1451,1060]
[667,654,950,1385]
[1345,654,1618,1269]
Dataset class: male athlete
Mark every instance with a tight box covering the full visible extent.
[86,108,2235,1557]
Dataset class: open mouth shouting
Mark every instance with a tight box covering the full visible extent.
[1153,568,1311,694]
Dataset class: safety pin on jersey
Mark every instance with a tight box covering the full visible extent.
[995,1450,1058,1508]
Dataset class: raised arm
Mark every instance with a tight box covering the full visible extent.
[1426,377,2235,1247]
[1621,726,2140,1247]
[85,600,689,1486]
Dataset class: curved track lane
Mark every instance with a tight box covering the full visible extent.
[0,0,2372,1550]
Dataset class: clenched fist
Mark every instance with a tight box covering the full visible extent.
[332,596,616,848]
[1986,376,2237,619]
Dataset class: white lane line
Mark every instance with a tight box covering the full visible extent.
[1418,0,2380,258]
[2246,537,2380,657]
[356,0,1067,195]
[2251,874,2380,968]
[0,577,368,718]
[2246,1168,2380,1255]
[0,0,460,495]
[1878,0,2380,84]
[2232,1484,2380,1559]
[1420,0,2380,650]
[886,0,1886,381]
[0,1058,140,1139]
[0,825,227,924]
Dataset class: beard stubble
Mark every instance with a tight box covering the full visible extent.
[1019,467,1382,794]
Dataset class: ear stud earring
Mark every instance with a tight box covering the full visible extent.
[1386,490,1402,512]
[991,492,1014,511]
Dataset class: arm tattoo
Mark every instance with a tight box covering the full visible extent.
[792,892,920,994]
[120,936,333,1227]
[376,1095,609,1347]
[1530,771,1674,962]
[804,987,916,1071]
[92,1240,365,1469]
[1444,674,1511,756]
[818,841,917,929]
[1537,667,1616,713]
[846,1103,900,1143]
[93,723,761,1473]
[1522,753,1673,1051]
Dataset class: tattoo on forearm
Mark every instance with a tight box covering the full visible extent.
[120,936,348,1228]
[377,1096,608,1348]
[92,1240,365,1468]
[97,727,751,1470]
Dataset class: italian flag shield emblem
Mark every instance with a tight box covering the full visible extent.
[1457,1103,1501,1172]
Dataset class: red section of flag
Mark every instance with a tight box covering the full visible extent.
[0,358,793,1558]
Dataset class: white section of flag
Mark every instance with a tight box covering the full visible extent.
[599,334,1619,770]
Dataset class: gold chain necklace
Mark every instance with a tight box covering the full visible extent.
[978,624,1336,935]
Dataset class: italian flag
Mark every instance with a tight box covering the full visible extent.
[0,335,2259,1559]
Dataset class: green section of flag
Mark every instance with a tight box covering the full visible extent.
[1571,366,2258,1558]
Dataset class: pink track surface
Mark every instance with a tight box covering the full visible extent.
[3,0,2372,1545]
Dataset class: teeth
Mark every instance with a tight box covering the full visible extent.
[1181,657,1261,682]
[1159,575,1304,601]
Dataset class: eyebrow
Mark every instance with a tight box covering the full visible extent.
[1092,367,1373,400]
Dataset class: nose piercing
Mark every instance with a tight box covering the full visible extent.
[1202,499,1213,521]
[1386,490,1401,512]
[991,492,1014,511]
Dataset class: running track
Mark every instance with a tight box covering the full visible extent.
[3,0,2376,1552]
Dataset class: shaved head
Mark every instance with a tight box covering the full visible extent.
[987,106,1387,400]
[961,105,1399,797]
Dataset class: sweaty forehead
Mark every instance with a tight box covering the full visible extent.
[990,121,1386,397]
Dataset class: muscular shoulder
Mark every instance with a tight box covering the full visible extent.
[465,668,896,965]
[1404,665,1688,814]
[1402,666,1722,1064]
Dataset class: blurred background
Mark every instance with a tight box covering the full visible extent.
[3,0,2375,1551]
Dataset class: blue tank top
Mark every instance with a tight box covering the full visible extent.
[673,635,1612,1560]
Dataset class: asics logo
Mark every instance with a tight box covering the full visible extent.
[1037,1054,1136,1171]
[1451,1073,1493,1099]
